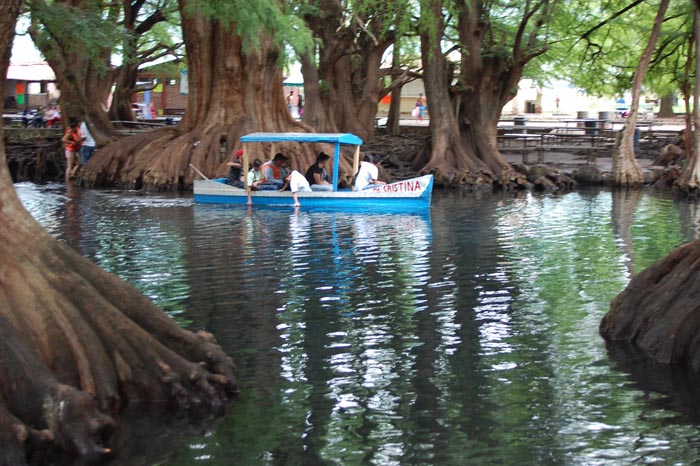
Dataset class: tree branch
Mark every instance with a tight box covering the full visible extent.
[576,0,646,46]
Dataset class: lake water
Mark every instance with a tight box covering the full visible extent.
[16,183,700,465]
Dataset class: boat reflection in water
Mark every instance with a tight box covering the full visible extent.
[194,205,436,464]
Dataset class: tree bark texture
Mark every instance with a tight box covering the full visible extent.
[385,42,404,135]
[677,6,700,192]
[600,240,700,371]
[108,3,167,123]
[300,0,393,142]
[0,2,236,461]
[657,94,675,117]
[83,1,344,190]
[415,0,551,187]
[28,0,117,145]
[611,0,670,186]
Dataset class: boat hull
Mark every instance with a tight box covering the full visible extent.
[194,175,433,210]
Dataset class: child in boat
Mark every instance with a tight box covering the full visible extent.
[280,170,311,207]
[354,154,386,190]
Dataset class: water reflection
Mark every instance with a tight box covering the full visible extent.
[15,186,700,465]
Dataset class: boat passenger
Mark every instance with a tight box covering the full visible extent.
[259,152,288,190]
[305,152,333,191]
[354,154,386,191]
[281,169,312,207]
[225,149,245,188]
[246,159,264,189]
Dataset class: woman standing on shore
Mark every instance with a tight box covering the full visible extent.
[62,117,84,180]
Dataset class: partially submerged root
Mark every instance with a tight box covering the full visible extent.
[0,215,237,464]
[600,240,700,370]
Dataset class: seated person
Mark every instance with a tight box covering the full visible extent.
[280,169,312,207]
[305,152,333,191]
[225,149,245,188]
[258,152,288,190]
[31,106,45,127]
[354,154,386,190]
[246,159,264,189]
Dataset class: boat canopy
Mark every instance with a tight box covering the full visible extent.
[241,132,363,145]
[240,132,364,191]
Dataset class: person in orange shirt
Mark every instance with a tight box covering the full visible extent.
[259,152,288,189]
[61,118,85,180]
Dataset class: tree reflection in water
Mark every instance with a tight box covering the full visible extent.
[15,186,700,465]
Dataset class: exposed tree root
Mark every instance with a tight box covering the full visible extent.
[0,176,237,464]
[600,240,700,371]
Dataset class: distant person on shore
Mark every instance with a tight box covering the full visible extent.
[298,93,304,117]
[354,154,386,191]
[52,105,61,127]
[44,106,56,127]
[259,152,288,189]
[31,106,45,127]
[79,120,96,164]
[21,107,31,127]
[286,90,295,116]
[305,152,332,191]
[555,96,560,112]
[414,93,427,121]
[62,117,85,179]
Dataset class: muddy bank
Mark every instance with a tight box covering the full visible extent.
[5,125,685,190]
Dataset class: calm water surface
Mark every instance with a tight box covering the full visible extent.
[16,183,700,465]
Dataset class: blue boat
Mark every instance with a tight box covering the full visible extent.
[192,132,433,209]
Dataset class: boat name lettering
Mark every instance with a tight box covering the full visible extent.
[373,180,422,194]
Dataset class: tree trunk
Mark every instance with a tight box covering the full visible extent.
[678,6,700,192]
[108,61,140,123]
[300,1,393,142]
[386,43,403,134]
[108,4,168,123]
[612,0,670,186]
[657,94,676,117]
[415,0,520,187]
[0,1,236,462]
[300,49,337,133]
[28,0,117,144]
[84,2,340,190]
[600,240,700,371]
[108,37,141,123]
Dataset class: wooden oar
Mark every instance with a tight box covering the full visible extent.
[189,163,210,181]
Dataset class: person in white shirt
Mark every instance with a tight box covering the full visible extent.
[354,154,386,190]
[79,120,96,164]
[281,170,311,206]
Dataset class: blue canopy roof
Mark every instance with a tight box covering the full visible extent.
[240,132,363,146]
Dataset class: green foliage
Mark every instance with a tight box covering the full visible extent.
[29,0,125,74]
[183,0,313,56]
[540,0,695,97]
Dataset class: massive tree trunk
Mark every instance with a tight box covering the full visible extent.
[677,6,700,193]
[108,2,168,123]
[385,41,403,134]
[657,94,675,117]
[300,0,393,142]
[0,1,236,463]
[612,0,670,187]
[600,240,700,370]
[28,0,117,144]
[415,0,551,187]
[84,1,338,190]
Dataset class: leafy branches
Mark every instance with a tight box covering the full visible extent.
[183,0,313,56]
